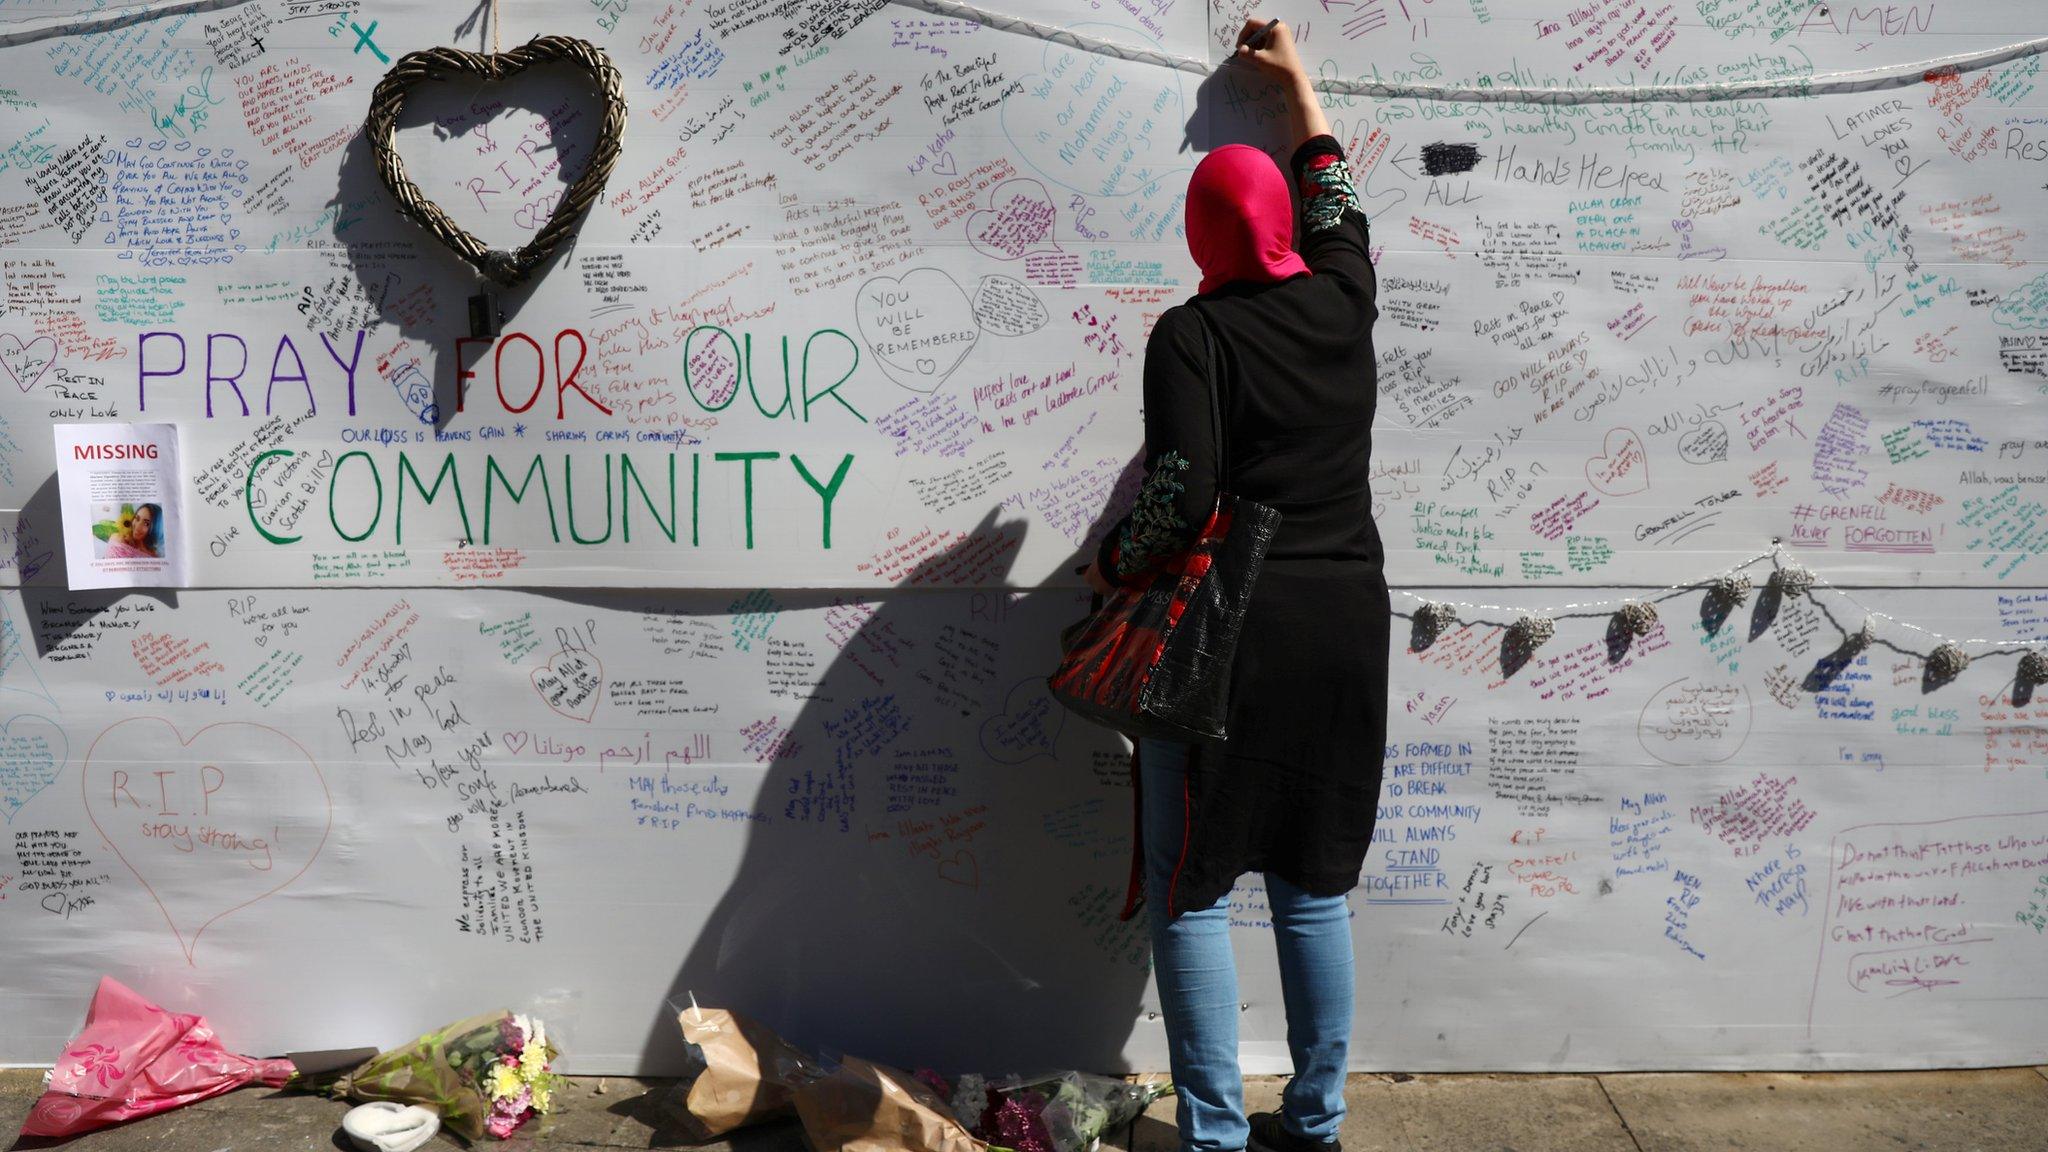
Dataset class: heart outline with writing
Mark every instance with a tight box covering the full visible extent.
[81,718,330,965]
[964,178,1059,262]
[1678,421,1730,465]
[0,334,57,393]
[364,36,626,285]
[1585,427,1651,497]
[854,268,981,393]
[0,713,67,824]
[978,676,1063,764]
[531,649,604,723]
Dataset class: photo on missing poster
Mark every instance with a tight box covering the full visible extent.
[52,423,186,590]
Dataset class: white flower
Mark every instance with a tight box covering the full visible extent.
[951,1073,989,1124]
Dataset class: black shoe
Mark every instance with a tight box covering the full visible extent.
[1247,1111,1340,1152]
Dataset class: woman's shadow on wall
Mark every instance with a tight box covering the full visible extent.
[632,505,1151,1079]
[616,62,1330,1079]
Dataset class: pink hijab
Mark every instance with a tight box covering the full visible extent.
[1186,144,1309,294]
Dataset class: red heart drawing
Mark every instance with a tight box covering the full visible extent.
[532,648,603,722]
[938,849,979,889]
[82,718,330,965]
[1586,427,1651,497]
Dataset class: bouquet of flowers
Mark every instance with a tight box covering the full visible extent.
[920,1070,1173,1152]
[19,977,301,1139]
[329,1011,563,1141]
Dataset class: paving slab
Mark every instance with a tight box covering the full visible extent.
[0,1070,805,1152]
[10,1068,2048,1152]
[1129,1074,1636,1152]
[1600,1068,2048,1152]
[2,1071,349,1152]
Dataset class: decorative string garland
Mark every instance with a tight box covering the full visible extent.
[1615,601,1659,638]
[885,0,2048,108]
[1415,601,1459,632]
[1925,642,1970,684]
[1396,543,2048,700]
[1706,574,1753,607]
[1770,563,1816,598]
[1505,615,1555,650]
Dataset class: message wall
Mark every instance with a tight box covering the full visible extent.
[2,0,2047,1073]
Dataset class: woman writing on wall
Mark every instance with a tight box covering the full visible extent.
[1084,19,1386,1152]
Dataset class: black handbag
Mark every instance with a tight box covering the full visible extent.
[1048,306,1281,744]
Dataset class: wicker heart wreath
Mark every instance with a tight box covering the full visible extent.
[365,36,626,285]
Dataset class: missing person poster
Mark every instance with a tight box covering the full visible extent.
[53,423,186,589]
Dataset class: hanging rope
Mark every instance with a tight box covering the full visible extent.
[886,0,2047,105]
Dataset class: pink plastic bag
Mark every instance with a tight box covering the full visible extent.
[20,977,295,1139]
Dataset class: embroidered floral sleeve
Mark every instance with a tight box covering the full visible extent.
[1299,151,1362,234]
[1112,450,1194,581]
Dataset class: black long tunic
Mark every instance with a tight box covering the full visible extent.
[1097,134,1389,920]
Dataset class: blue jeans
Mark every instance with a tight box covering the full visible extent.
[1140,738,1353,1152]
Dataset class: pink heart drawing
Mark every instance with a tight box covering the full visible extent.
[0,334,57,392]
[532,648,603,722]
[1586,427,1651,497]
[501,731,530,754]
[82,718,330,965]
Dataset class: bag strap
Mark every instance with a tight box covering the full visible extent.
[1185,304,1228,490]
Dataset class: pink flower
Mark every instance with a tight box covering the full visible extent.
[498,1017,525,1055]
[984,1092,1053,1152]
[68,1044,124,1089]
[914,1068,953,1100]
[485,1086,535,1140]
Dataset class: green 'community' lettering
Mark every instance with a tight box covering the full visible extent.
[397,452,474,545]
[250,448,855,552]
[485,455,559,542]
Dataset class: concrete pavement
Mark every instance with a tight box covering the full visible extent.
[6,1066,2048,1152]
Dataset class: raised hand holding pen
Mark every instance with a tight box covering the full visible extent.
[1231,18,1332,149]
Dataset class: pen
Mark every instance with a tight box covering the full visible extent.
[1246,18,1281,50]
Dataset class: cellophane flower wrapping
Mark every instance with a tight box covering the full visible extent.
[792,1055,986,1152]
[19,977,297,1139]
[332,1011,562,1141]
[979,1073,1173,1152]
